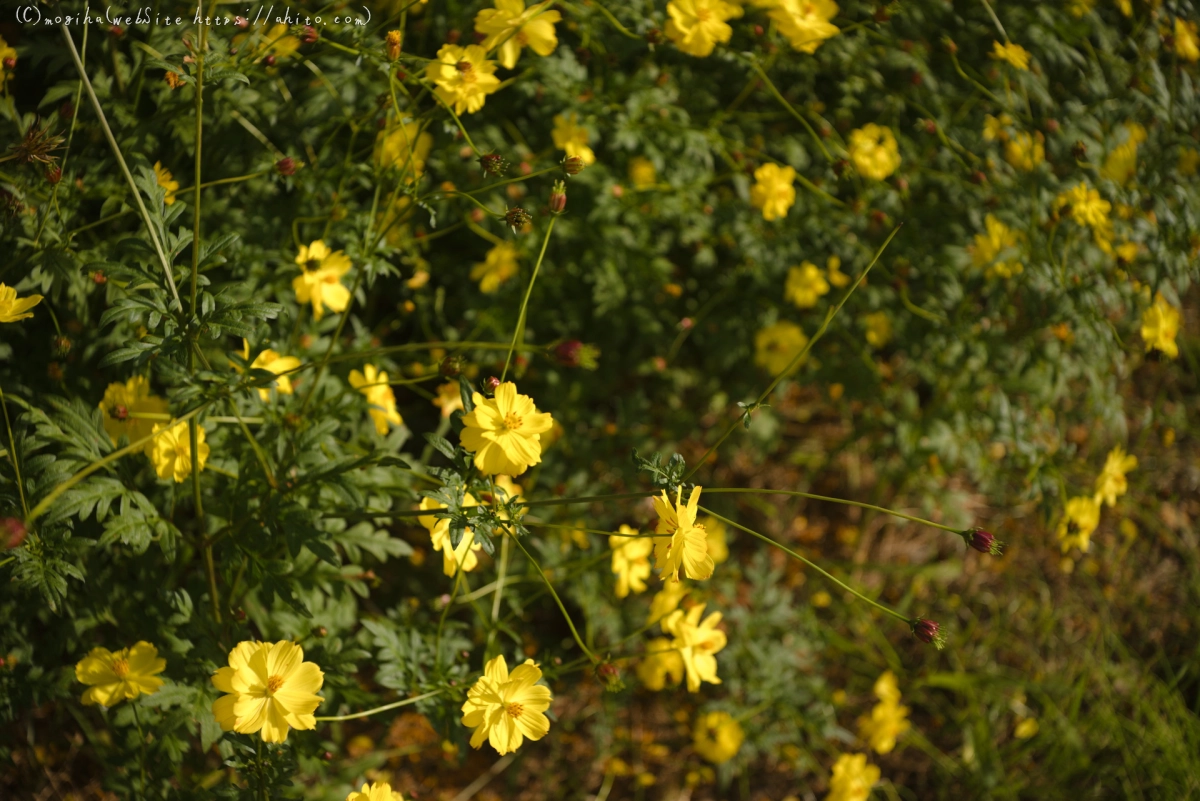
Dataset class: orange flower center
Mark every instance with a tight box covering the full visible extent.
[111,658,130,678]
[266,674,286,695]
[502,412,523,431]
[506,702,524,718]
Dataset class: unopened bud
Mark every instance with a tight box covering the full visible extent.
[504,206,531,232]
[482,376,501,394]
[554,340,583,367]
[2,518,27,550]
[439,354,466,378]
[302,25,318,44]
[276,157,297,176]
[265,55,277,67]
[963,527,1003,556]
[479,152,508,177]
[91,270,107,285]
[109,25,124,38]
[235,16,249,28]
[46,166,62,185]
[597,662,624,691]
[314,626,328,637]
[52,335,71,357]
[386,30,402,61]
[911,618,945,649]
[562,155,585,176]
[549,180,567,213]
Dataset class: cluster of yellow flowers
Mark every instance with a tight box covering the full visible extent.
[98,376,210,483]
[1101,122,1148,186]
[969,215,1024,279]
[856,671,910,754]
[1057,445,1138,554]
[664,0,839,59]
[294,239,353,321]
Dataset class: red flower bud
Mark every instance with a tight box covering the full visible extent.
[479,152,508,176]
[549,180,567,213]
[302,25,318,45]
[1,518,27,550]
[504,206,531,232]
[46,167,62,185]
[109,25,124,38]
[265,55,277,67]
[276,157,297,176]
[235,16,249,28]
[555,340,584,367]
[963,527,1003,556]
[912,618,945,649]
[562,155,585,176]
[483,376,501,394]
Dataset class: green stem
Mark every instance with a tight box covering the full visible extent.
[508,528,597,662]
[0,386,29,519]
[299,264,367,414]
[703,487,961,532]
[501,215,558,382]
[314,689,444,722]
[743,57,833,163]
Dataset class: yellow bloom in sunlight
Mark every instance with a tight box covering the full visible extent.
[461,654,553,755]
[629,157,658,189]
[153,161,179,205]
[375,119,433,180]
[1004,131,1045,171]
[693,710,744,764]
[471,242,520,293]
[212,641,324,744]
[346,782,405,801]
[1056,183,1111,229]
[434,381,465,419]
[991,40,1030,70]
[664,0,739,57]
[983,113,1014,142]
[611,525,654,598]
[1176,18,1200,62]
[1141,293,1180,359]
[857,671,910,754]
[970,214,1024,279]
[863,311,892,349]
[349,364,403,435]
[293,240,352,321]
[150,421,209,483]
[475,0,562,69]
[848,124,901,180]
[426,44,501,115]
[551,112,596,166]
[749,163,796,221]
[826,255,850,288]
[769,0,840,54]
[1056,495,1101,554]
[236,340,301,401]
[0,283,43,323]
[1095,445,1137,507]
[1101,123,1147,185]
[785,262,831,309]
[700,516,729,564]
[419,494,484,576]
[653,486,714,582]
[461,382,554,476]
[99,376,168,452]
[637,638,684,690]
[647,580,689,625]
[664,603,727,692]
[754,321,808,375]
[826,753,880,801]
[76,641,165,707]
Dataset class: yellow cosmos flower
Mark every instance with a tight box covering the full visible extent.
[769,0,840,54]
[693,710,744,764]
[982,112,1014,142]
[153,161,179,205]
[75,641,165,707]
[433,381,465,418]
[991,40,1031,70]
[99,376,168,452]
[1004,131,1045,171]
[475,0,562,69]
[701,516,729,564]
[212,640,324,744]
[1014,717,1040,739]
[754,321,808,375]
[629,157,658,189]
[0,283,43,324]
[235,22,301,62]
[664,603,727,692]
[970,214,1024,279]
[1141,293,1180,359]
[426,45,501,115]
[610,525,654,598]
[826,255,850,288]
[346,782,404,801]
[647,580,689,625]
[1056,183,1112,229]
[664,0,738,57]
[749,163,796,221]
[826,753,880,801]
[1101,122,1147,185]
[1176,18,1200,62]
[1095,445,1137,507]
[1056,495,1101,553]
[374,119,433,180]
[471,242,520,293]
[235,340,301,401]
[848,124,901,180]
[293,240,352,321]
[460,382,554,476]
[653,486,714,582]
[419,494,484,576]
[461,654,553,755]
[551,112,596,166]
[150,421,209,483]
[785,261,831,309]
[637,638,684,690]
[857,671,910,754]
[863,311,892,349]
[349,364,403,435]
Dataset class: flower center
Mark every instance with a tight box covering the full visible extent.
[111,658,130,678]
[266,674,285,695]
[516,31,529,46]
[502,412,523,431]
[506,702,524,718]
[111,404,129,421]
[305,258,322,272]
[696,8,711,22]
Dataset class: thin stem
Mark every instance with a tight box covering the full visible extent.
[508,528,597,662]
[699,507,910,624]
[435,569,464,668]
[314,689,444,721]
[299,265,367,414]
[491,526,510,623]
[743,57,833,162]
[130,702,148,791]
[501,215,558,382]
[0,386,29,519]
[703,487,961,532]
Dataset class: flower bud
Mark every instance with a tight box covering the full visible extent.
[597,662,624,692]
[235,16,249,28]
[479,152,508,177]
[45,166,62,185]
[276,156,297,176]
[962,527,1003,556]
[911,618,945,649]
[1,518,27,550]
[562,155,585,176]
[554,340,583,367]
[165,71,184,90]
[482,376,501,394]
[302,25,318,44]
[52,335,72,357]
[439,354,466,378]
[109,25,124,38]
[549,180,567,213]
[91,270,107,285]
[504,206,531,232]
[386,30,403,61]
